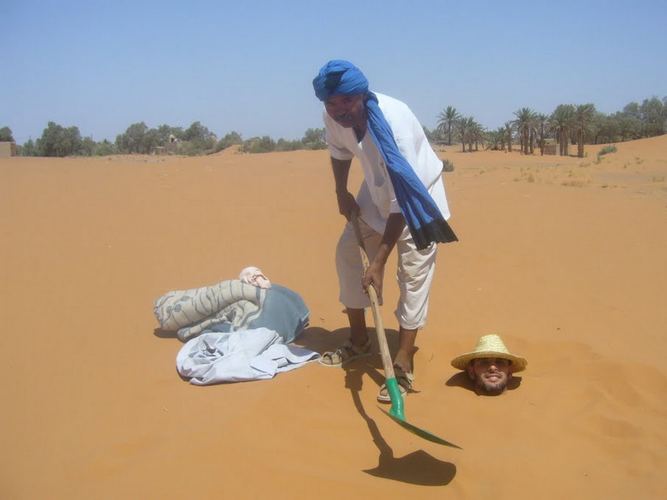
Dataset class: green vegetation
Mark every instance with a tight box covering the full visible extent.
[550,104,576,156]
[0,126,14,142]
[300,128,327,150]
[455,116,483,152]
[598,145,617,156]
[8,94,666,157]
[574,104,596,158]
[35,121,84,157]
[15,120,328,157]
[441,158,455,172]
[214,131,243,152]
[436,106,460,146]
[240,136,276,154]
[435,95,666,156]
[597,145,617,160]
[513,107,535,155]
[239,128,325,154]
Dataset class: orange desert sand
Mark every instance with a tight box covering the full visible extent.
[1,135,666,499]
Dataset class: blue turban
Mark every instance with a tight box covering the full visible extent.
[312,60,369,101]
[313,60,457,249]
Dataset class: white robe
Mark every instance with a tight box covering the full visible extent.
[176,328,319,385]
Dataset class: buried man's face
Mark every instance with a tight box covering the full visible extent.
[325,94,366,129]
[467,357,512,394]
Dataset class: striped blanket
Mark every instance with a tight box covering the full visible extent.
[154,280,266,341]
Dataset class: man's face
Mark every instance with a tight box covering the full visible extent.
[325,94,366,128]
[467,357,512,394]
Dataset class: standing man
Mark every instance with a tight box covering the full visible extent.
[313,60,457,402]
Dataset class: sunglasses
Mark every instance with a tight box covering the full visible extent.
[473,358,511,368]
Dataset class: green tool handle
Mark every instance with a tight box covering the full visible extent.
[351,214,405,420]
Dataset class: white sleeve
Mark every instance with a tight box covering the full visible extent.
[323,111,354,161]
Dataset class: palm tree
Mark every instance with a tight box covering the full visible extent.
[535,114,549,155]
[469,119,484,151]
[550,104,576,156]
[513,107,536,155]
[574,104,596,158]
[485,128,503,150]
[456,117,469,152]
[437,106,460,146]
[503,122,513,152]
[496,126,507,151]
[457,117,480,152]
[454,117,468,153]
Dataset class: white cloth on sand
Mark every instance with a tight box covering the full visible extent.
[176,328,320,385]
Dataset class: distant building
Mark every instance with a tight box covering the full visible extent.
[0,142,17,157]
[165,135,179,154]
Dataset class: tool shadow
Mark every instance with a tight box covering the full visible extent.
[297,326,456,486]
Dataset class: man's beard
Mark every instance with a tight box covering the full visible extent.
[475,374,508,394]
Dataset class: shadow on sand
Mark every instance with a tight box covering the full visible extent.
[153,327,178,339]
[347,365,456,485]
[298,326,456,486]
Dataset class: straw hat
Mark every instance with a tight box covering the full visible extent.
[451,334,527,372]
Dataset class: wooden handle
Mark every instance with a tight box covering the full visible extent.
[350,214,395,381]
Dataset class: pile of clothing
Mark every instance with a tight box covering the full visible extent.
[154,267,319,385]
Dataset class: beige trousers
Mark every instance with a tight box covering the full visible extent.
[335,218,438,330]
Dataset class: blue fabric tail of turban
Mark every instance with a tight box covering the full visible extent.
[313,60,458,250]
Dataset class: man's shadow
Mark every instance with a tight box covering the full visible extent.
[297,326,456,486]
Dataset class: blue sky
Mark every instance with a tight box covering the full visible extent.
[2,0,666,144]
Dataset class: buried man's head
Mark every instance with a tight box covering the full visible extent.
[451,334,527,395]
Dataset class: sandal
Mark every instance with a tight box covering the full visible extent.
[319,338,372,367]
[377,365,415,403]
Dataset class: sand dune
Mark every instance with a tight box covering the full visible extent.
[1,136,666,498]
